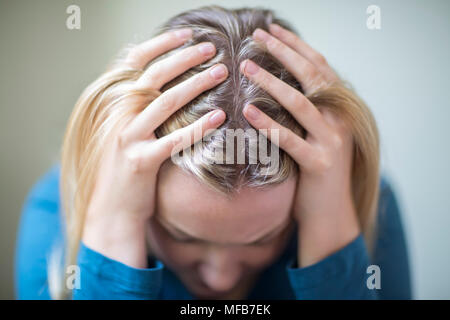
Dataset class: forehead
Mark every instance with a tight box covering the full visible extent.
[156,164,297,244]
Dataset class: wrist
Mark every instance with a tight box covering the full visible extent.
[296,196,360,268]
[82,213,149,269]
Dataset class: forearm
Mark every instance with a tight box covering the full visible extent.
[297,192,360,268]
[82,214,149,269]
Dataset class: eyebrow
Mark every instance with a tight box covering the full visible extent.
[156,215,293,246]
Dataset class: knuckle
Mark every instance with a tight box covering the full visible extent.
[127,45,145,65]
[173,47,200,70]
[183,52,198,67]
[282,131,298,150]
[293,92,309,113]
[168,31,180,43]
[284,32,296,44]
[147,62,163,78]
[190,44,206,60]
[195,72,211,90]
[165,134,185,156]
[116,132,129,149]
[158,93,177,113]
[124,148,143,173]
[318,156,332,171]
[267,37,282,52]
[315,78,328,91]
[313,152,332,172]
[259,73,273,91]
[187,72,212,94]
[330,133,344,149]
[293,36,303,49]
[314,53,327,66]
[305,64,320,81]
[322,109,349,133]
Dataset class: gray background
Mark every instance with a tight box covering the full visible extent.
[1,0,449,299]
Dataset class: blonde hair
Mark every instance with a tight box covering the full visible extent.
[51,5,380,299]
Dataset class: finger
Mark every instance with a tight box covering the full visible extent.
[124,28,193,69]
[135,42,216,90]
[268,24,338,83]
[242,104,314,169]
[252,28,325,93]
[145,109,226,164]
[240,59,328,141]
[125,64,228,142]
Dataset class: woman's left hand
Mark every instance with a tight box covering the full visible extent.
[240,24,360,268]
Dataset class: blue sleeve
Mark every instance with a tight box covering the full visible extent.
[286,175,412,300]
[73,242,164,299]
[15,165,166,300]
[15,165,63,299]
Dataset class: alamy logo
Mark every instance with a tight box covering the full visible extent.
[366,265,381,289]
[66,5,81,30]
[366,5,381,30]
[170,128,280,174]
[66,265,81,290]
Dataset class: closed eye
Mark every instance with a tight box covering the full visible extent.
[157,215,294,246]
[171,234,202,244]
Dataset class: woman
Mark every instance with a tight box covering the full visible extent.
[15,5,411,299]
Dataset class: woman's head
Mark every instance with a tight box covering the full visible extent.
[150,162,297,298]
[124,6,303,297]
[56,5,380,299]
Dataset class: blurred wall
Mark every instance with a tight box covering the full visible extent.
[1,0,449,299]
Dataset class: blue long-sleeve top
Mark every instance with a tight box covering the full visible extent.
[14,164,412,299]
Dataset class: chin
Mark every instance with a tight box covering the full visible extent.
[185,279,236,299]
[193,288,234,300]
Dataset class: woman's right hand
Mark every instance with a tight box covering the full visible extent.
[82,28,228,268]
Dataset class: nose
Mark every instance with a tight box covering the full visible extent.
[199,247,241,293]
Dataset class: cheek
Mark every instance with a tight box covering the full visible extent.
[147,220,205,268]
[236,244,284,269]
[235,232,293,270]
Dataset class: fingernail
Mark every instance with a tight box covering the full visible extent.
[198,42,215,56]
[175,28,192,40]
[244,104,260,120]
[253,28,270,42]
[242,59,259,75]
[209,110,225,125]
[269,23,282,36]
[210,64,227,80]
